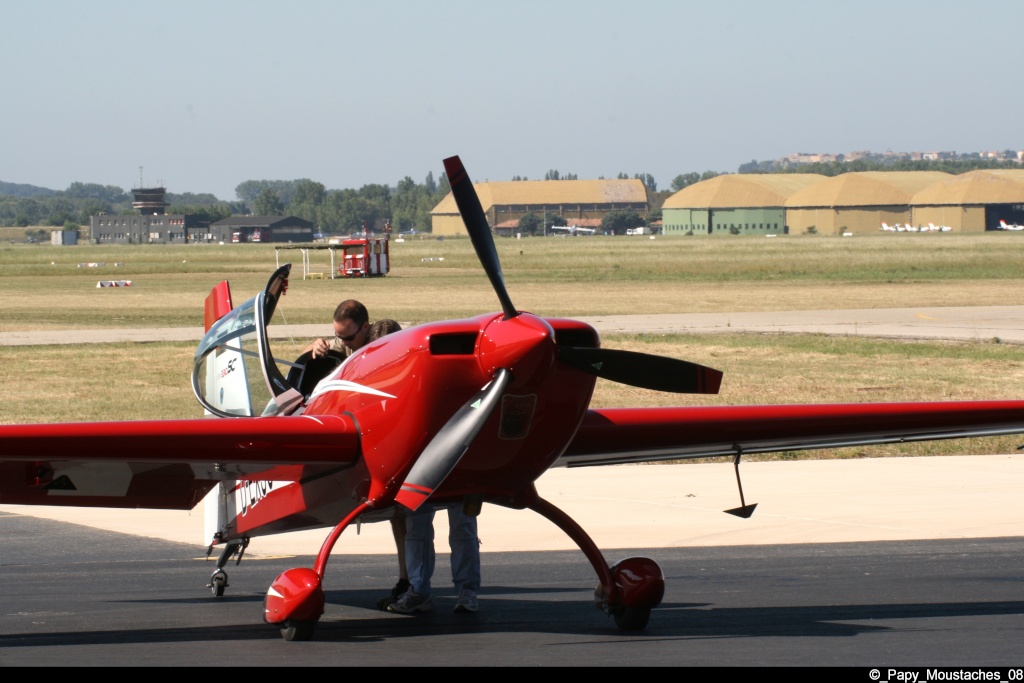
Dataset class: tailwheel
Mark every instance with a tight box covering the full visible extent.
[209,569,228,598]
[613,606,651,631]
[280,620,316,642]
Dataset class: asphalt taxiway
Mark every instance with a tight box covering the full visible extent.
[0,513,1021,667]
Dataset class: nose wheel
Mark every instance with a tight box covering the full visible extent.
[209,569,228,597]
[205,537,249,598]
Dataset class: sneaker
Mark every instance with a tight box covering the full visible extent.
[387,590,434,614]
[454,589,478,613]
[376,578,410,611]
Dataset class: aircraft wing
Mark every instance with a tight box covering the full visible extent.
[0,414,360,509]
[556,401,1024,467]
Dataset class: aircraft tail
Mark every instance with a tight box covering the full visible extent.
[197,278,323,548]
[205,280,233,331]
[200,279,256,548]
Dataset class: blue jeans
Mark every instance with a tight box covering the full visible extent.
[405,504,480,598]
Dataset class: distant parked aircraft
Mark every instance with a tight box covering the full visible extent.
[999,220,1024,231]
[551,225,596,236]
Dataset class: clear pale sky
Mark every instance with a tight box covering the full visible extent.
[2,0,1021,201]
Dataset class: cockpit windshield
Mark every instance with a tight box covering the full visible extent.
[192,264,303,418]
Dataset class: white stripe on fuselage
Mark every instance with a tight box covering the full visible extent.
[308,379,396,402]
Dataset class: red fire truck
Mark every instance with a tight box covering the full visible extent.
[336,236,389,277]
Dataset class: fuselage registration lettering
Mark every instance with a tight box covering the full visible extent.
[238,480,274,517]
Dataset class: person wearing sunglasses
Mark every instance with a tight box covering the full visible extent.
[303,299,370,359]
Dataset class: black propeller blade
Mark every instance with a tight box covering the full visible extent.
[443,155,518,320]
[395,369,513,511]
[444,153,724,395]
[558,346,723,394]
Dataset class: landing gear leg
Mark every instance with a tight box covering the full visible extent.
[206,537,249,597]
[528,494,664,631]
[264,501,374,641]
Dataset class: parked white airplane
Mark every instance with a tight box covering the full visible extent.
[999,220,1024,231]
[551,225,596,236]
[880,222,899,232]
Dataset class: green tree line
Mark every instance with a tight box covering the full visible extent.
[235,171,450,234]
[3,156,1022,231]
[0,173,450,233]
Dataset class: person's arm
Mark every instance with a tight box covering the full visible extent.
[304,337,332,359]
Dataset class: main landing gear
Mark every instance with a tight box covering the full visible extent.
[262,493,665,642]
[526,494,665,632]
[206,537,249,597]
[263,502,373,641]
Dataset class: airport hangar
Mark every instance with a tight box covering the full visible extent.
[783,171,950,235]
[661,169,1024,236]
[660,173,826,236]
[430,178,649,236]
[909,169,1024,231]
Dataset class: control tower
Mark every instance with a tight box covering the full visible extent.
[131,186,169,215]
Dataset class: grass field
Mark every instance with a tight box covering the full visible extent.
[3,232,1024,460]
[2,232,1024,330]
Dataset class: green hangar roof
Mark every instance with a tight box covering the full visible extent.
[431,178,647,214]
[785,171,951,208]
[911,169,1024,205]
[662,174,825,209]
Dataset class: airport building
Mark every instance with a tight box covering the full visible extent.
[90,212,206,244]
[207,215,316,244]
[909,169,1024,231]
[661,174,825,236]
[430,179,649,236]
[660,170,1024,236]
[90,186,205,244]
[90,186,316,244]
[783,171,951,235]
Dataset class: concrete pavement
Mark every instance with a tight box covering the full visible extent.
[5,306,1024,346]
[2,454,1021,557]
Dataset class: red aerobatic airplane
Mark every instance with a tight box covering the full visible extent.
[3,156,1024,641]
